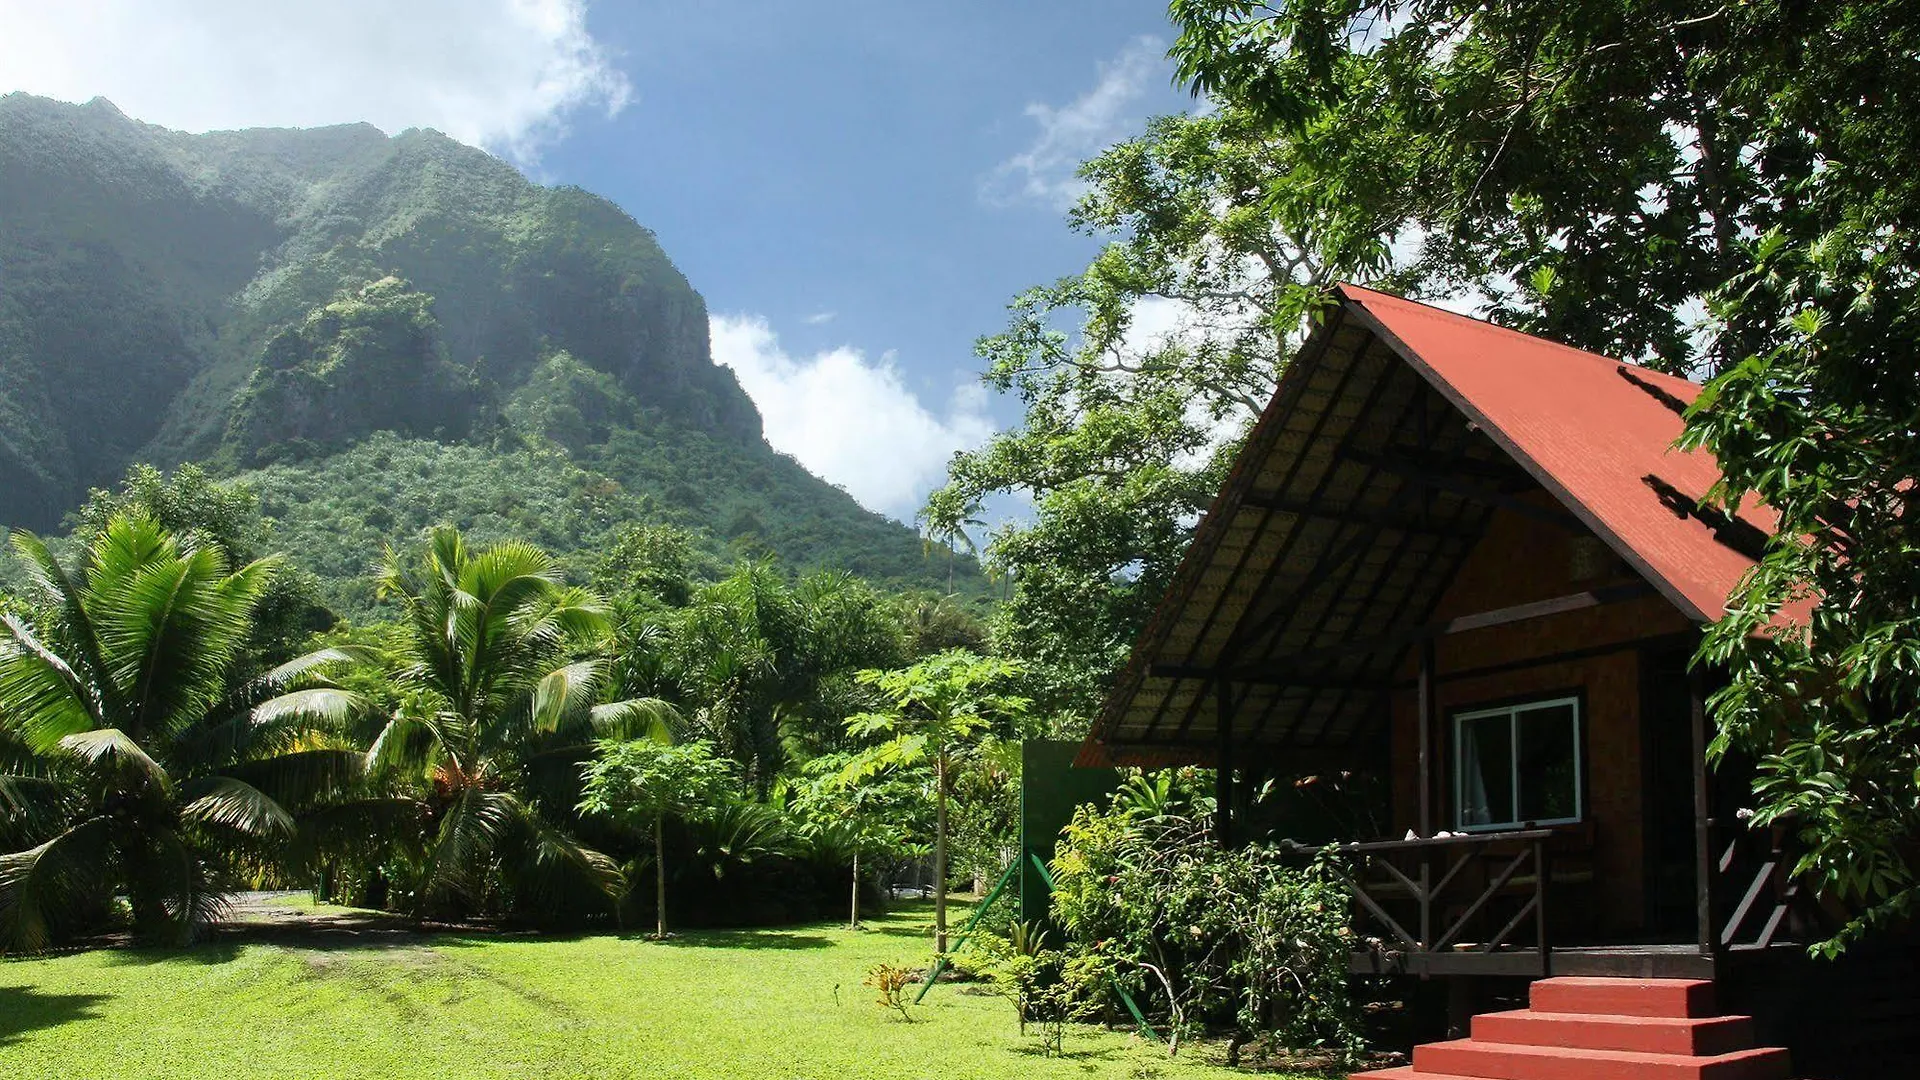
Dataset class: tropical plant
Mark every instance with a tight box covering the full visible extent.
[781,752,927,929]
[0,515,364,950]
[841,650,1029,953]
[578,737,729,938]
[1050,799,1360,1063]
[360,526,676,920]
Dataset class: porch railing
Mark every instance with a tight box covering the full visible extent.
[1711,819,1810,952]
[1282,829,1554,959]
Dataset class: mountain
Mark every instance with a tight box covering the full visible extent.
[0,94,976,610]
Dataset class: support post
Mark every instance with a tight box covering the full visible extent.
[1690,667,1715,957]
[1215,679,1235,849]
[1417,641,1435,838]
[1417,641,1435,952]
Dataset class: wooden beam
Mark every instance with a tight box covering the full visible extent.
[1346,448,1585,532]
[1193,582,1660,687]
[1236,492,1482,540]
[1148,663,1376,693]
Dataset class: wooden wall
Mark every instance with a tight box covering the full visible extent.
[1386,495,1696,936]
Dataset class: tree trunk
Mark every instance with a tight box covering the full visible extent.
[849,847,860,931]
[934,750,949,954]
[655,815,667,940]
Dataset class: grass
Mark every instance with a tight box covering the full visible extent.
[0,899,1311,1080]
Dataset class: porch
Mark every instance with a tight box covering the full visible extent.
[1281,818,1811,980]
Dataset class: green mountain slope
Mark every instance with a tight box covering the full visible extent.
[0,94,974,596]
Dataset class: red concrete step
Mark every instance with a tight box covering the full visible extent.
[1473,1009,1757,1056]
[1415,1038,1792,1080]
[1529,976,1716,1018]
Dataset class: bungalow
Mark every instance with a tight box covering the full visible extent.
[1078,286,1916,1080]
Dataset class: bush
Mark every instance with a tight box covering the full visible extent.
[1050,796,1364,1064]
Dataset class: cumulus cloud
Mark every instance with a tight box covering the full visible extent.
[982,36,1166,210]
[711,315,995,520]
[0,0,631,163]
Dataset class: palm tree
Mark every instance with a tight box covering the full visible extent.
[0,516,364,951]
[363,527,676,918]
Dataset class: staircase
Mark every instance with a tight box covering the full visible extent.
[1355,977,1795,1080]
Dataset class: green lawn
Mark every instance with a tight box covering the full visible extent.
[0,899,1299,1080]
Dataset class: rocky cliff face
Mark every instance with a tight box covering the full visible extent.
[0,94,763,527]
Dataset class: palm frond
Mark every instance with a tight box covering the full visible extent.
[589,697,680,743]
[0,613,107,749]
[57,728,170,789]
[531,660,603,733]
[6,530,126,724]
[179,776,295,837]
[0,815,115,953]
[223,746,366,810]
[422,787,519,898]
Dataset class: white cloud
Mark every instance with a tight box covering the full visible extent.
[710,315,995,520]
[802,311,837,325]
[0,0,631,163]
[983,36,1166,210]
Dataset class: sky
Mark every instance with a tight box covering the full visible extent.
[0,0,1198,524]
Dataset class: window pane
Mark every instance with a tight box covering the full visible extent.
[1457,715,1514,827]
[1517,703,1578,822]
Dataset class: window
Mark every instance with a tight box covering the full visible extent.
[1453,696,1581,831]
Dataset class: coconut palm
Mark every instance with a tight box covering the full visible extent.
[362,527,676,918]
[0,515,364,951]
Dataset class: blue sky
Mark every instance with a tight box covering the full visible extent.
[1,0,1196,521]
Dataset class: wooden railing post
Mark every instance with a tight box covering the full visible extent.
[1690,668,1715,958]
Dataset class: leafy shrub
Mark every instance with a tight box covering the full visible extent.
[1050,797,1363,1064]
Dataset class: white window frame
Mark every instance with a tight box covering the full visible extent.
[1451,695,1583,832]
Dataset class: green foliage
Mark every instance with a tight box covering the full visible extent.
[356,526,676,920]
[71,463,334,664]
[0,93,979,601]
[1170,0,1920,959]
[925,107,1393,719]
[579,739,728,831]
[225,277,482,463]
[0,514,365,950]
[579,737,729,937]
[843,651,1031,954]
[1050,798,1361,1063]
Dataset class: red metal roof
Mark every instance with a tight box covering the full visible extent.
[1338,284,1776,622]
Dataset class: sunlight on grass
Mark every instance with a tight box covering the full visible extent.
[0,900,1310,1080]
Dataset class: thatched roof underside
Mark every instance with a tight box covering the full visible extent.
[1083,306,1538,768]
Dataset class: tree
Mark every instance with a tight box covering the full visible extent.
[782,752,928,930]
[0,515,363,949]
[1170,0,1920,952]
[363,526,676,919]
[578,737,730,938]
[923,106,1401,719]
[842,650,1030,953]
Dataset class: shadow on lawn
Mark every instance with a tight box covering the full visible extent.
[0,985,108,1045]
[653,929,835,950]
